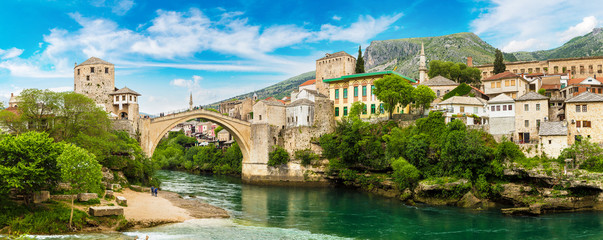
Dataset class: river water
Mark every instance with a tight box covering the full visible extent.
[36,170,602,239]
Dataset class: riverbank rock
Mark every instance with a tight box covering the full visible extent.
[105,190,114,199]
[500,183,532,206]
[33,191,50,203]
[89,206,124,217]
[417,178,469,192]
[78,193,98,202]
[458,192,482,208]
[116,196,127,206]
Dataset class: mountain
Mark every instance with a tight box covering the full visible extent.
[510,27,603,61]
[363,32,518,79]
[206,71,315,109]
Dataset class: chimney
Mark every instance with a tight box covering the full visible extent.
[11,93,13,97]
[467,57,473,67]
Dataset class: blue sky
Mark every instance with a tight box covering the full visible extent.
[0,0,602,113]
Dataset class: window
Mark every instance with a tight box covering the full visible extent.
[583,105,587,112]
[90,67,95,73]
[583,121,592,128]
[536,104,540,111]
[576,121,581,128]
[503,105,507,111]
[259,115,262,120]
[491,106,495,111]
[525,120,529,127]
[86,75,90,80]
[437,90,441,97]
[105,67,109,73]
[335,89,339,99]
[335,107,339,116]
[354,86,358,97]
[460,106,465,112]
[511,80,515,86]
[362,86,367,97]
[371,85,375,95]
[505,80,510,86]
[496,81,501,88]
[491,82,495,88]
[473,107,478,114]
[296,117,298,122]
[508,105,512,111]
[576,105,581,112]
[77,69,80,75]
[343,89,348,99]
[343,107,348,116]
[496,105,500,111]
[549,140,552,144]
[307,116,310,122]
[371,104,376,114]
[524,104,529,111]
[362,105,367,114]
[379,103,384,114]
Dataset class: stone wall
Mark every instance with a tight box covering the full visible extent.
[489,117,515,137]
[113,119,136,137]
[566,102,603,145]
[540,135,568,158]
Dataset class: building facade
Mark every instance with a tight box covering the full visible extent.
[315,51,356,96]
[476,56,603,79]
[436,96,488,125]
[487,93,515,139]
[514,92,549,143]
[482,71,529,99]
[538,121,568,158]
[565,92,603,145]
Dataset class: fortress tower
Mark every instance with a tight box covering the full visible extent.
[74,57,115,111]
[315,51,356,96]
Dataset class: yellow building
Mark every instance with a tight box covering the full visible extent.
[324,71,416,120]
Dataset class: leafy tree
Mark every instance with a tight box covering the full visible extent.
[54,92,111,141]
[440,120,494,180]
[427,60,481,85]
[268,146,290,166]
[214,126,224,136]
[391,157,421,190]
[355,46,365,73]
[0,132,64,205]
[295,149,318,166]
[442,83,473,100]
[538,88,546,95]
[0,109,25,134]
[412,85,436,116]
[493,49,506,74]
[559,138,603,170]
[56,144,102,228]
[349,102,366,119]
[373,74,414,119]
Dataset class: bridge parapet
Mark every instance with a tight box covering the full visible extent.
[149,109,251,126]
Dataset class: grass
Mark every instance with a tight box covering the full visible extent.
[75,198,101,205]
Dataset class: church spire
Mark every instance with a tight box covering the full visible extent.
[419,42,427,83]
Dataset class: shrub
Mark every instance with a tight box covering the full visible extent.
[391,157,421,190]
[268,146,290,167]
[295,149,319,166]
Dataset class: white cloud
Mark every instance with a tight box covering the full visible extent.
[471,0,603,52]
[501,38,543,52]
[170,75,202,89]
[0,48,24,59]
[332,15,342,21]
[112,0,135,15]
[316,13,403,44]
[559,16,598,42]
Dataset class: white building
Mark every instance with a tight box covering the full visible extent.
[538,121,568,158]
[487,93,515,139]
[436,96,488,125]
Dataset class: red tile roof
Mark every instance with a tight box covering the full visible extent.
[484,71,518,80]
[526,73,544,77]
[568,77,603,85]
[541,84,561,90]
[470,86,485,95]
[300,79,316,87]
[3,107,20,116]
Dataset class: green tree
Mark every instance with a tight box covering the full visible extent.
[268,146,290,166]
[559,138,603,170]
[56,144,102,229]
[493,49,506,74]
[355,46,365,73]
[428,60,481,85]
[373,74,414,119]
[0,132,64,205]
[391,157,421,190]
[17,89,61,133]
[0,109,25,134]
[412,85,436,116]
[349,101,366,119]
[214,126,224,136]
[538,88,546,95]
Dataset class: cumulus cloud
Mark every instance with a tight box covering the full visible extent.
[471,0,603,52]
[332,15,342,21]
[0,48,24,59]
[559,16,599,42]
[317,13,403,44]
[91,0,135,15]
[170,75,202,89]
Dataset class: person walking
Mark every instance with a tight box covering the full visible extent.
[153,187,158,197]
[150,186,155,196]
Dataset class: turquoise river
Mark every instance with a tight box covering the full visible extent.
[34,170,602,239]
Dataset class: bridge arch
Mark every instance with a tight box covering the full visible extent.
[140,109,252,164]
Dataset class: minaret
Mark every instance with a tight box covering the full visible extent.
[419,43,427,83]
[189,92,193,110]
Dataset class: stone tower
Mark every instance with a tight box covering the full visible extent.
[315,51,356,96]
[74,57,115,111]
[419,43,428,83]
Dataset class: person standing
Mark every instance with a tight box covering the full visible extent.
[150,186,155,196]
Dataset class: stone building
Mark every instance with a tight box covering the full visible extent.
[436,96,488,125]
[538,121,568,158]
[475,56,603,79]
[325,71,415,121]
[217,129,231,142]
[487,93,515,140]
[419,75,459,104]
[252,99,286,129]
[315,51,356,96]
[565,91,603,145]
[74,57,141,133]
[561,76,603,99]
[298,79,316,91]
[482,71,529,99]
[514,92,549,143]
[219,95,256,122]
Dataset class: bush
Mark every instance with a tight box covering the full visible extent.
[295,149,318,166]
[268,146,290,167]
[391,157,421,190]
[442,83,473,100]
[582,156,603,172]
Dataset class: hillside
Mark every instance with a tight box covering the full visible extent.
[206,71,315,108]
[363,32,518,79]
[510,27,603,61]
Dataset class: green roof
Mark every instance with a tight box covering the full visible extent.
[322,71,416,83]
